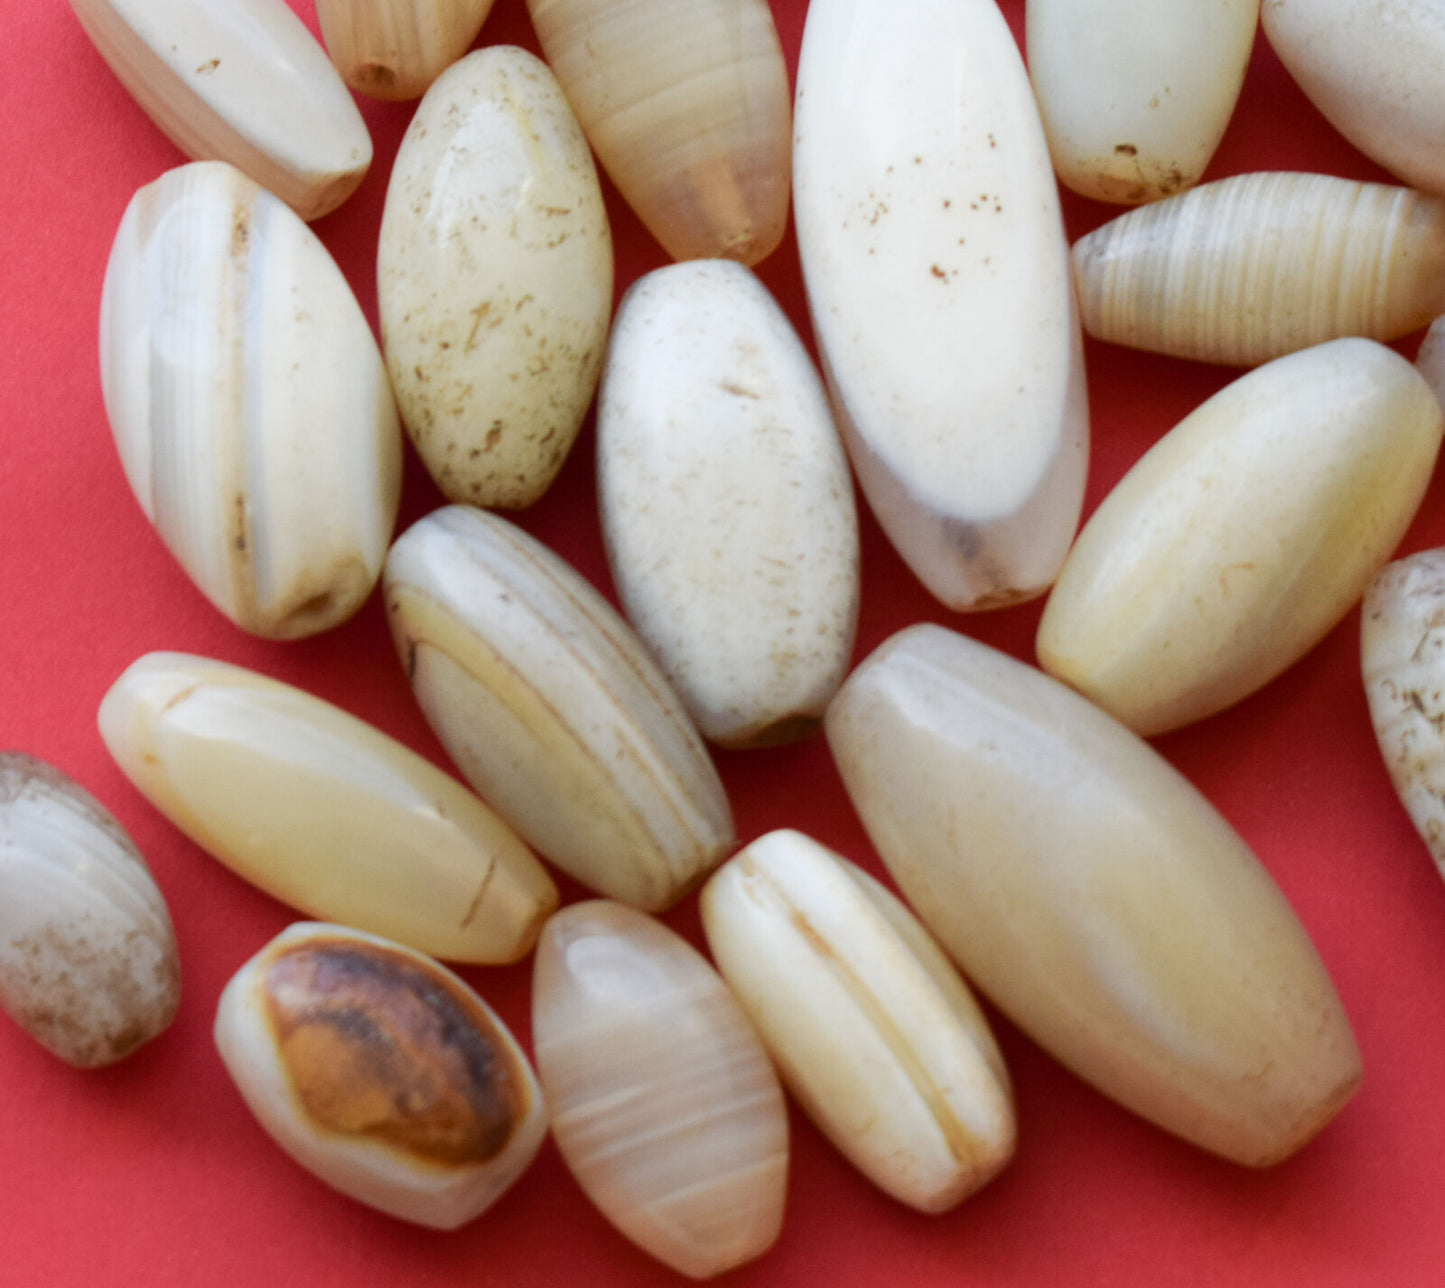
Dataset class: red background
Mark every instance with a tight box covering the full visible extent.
[3,1,1442,1283]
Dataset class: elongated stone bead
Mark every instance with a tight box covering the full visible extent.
[378,47,612,510]
[1037,339,1443,736]
[68,0,371,220]
[793,0,1089,611]
[1027,0,1259,204]
[0,754,180,1067]
[100,161,402,641]
[532,900,788,1278]
[1361,550,1445,882]
[1263,0,1445,197]
[216,923,547,1228]
[525,0,791,265]
[826,624,1363,1167]
[1073,171,1445,366]
[700,830,1015,1213]
[316,0,496,100]
[97,653,557,964]
[598,260,860,748]
[384,506,735,911]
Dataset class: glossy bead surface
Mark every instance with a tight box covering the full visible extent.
[316,0,496,100]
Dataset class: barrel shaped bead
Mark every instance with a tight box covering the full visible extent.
[68,0,371,220]
[793,0,1089,611]
[215,922,547,1228]
[97,653,557,964]
[100,161,402,641]
[1073,171,1445,366]
[384,506,735,911]
[700,829,1015,1212]
[1027,0,1259,204]
[598,260,860,748]
[532,900,788,1278]
[315,0,497,100]
[0,754,180,1067]
[825,624,1363,1167]
[525,0,791,265]
[378,46,613,509]
[1037,339,1444,736]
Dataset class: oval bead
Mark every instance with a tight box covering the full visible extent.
[100,161,402,641]
[215,922,546,1228]
[1027,0,1259,204]
[383,506,735,911]
[700,829,1015,1213]
[1262,0,1445,197]
[793,0,1089,611]
[598,260,860,749]
[826,624,1363,1167]
[532,900,788,1278]
[377,46,612,510]
[525,0,791,265]
[1037,339,1443,736]
[68,0,371,220]
[1073,171,1445,366]
[0,754,180,1067]
[315,0,496,101]
[97,652,557,964]
[1361,549,1445,882]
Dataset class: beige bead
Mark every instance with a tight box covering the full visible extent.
[1037,339,1443,736]
[315,0,496,100]
[215,922,546,1228]
[700,830,1015,1212]
[525,0,791,265]
[532,901,788,1278]
[826,623,1362,1167]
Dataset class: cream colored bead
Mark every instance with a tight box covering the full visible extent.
[0,754,180,1067]
[315,0,495,100]
[215,922,546,1228]
[1027,0,1259,204]
[598,260,859,748]
[378,47,613,509]
[532,900,788,1278]
[100,162,402,641]
[826,624,1362,1167]
[1038,339,1443,736]
[1073,171,1445,366]
[68,0,370,220]
[700,830,1014,1212]
[384,506,735,911]
[793,0,1088,611]
[97,652,557,964]
[525,0,791,265]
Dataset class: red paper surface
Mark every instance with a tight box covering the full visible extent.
[2,1,1443,1284]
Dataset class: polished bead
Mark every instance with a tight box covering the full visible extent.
[826,624,1363,1167]
[100,161,402,640]
[315,0,496,100]
[98,652,557,964]
[532,901,788,1278]
[378,46,612,509]
[384,506,735,911]
[598,260,859,748]
[700,830,1014,1212]
[215,922,546,1228]
[68,0,371,220]
[525,0,791,265]
[1038,339,1443,736]
[793,0,1088,610]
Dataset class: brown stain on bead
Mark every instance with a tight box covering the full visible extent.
[261,937,527,1168]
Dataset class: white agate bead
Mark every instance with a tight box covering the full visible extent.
[793,0,1088,611]
[100,161,402,641]
[532,900,788,1278]
[826,624,1363,1168]
[598,260,859,748]
[68,0,371,220]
